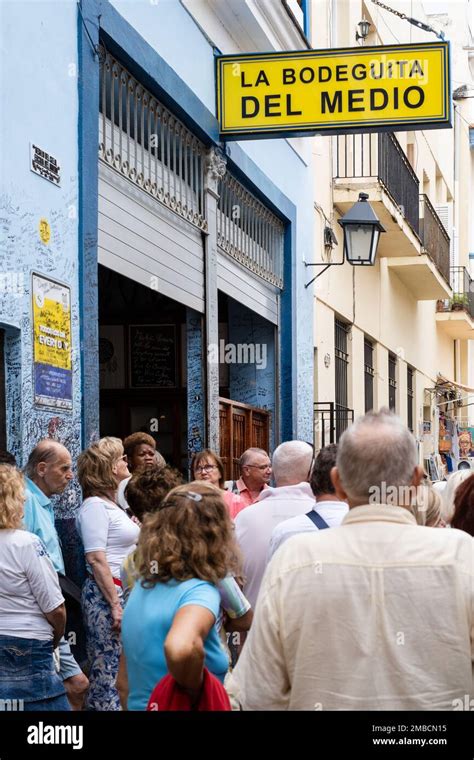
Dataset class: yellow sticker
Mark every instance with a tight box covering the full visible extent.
[39,218,51,245]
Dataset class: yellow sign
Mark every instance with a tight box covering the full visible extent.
[216,42,450,138]
[32,274,72,409]
[39,218,51,244]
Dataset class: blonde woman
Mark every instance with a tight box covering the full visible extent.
[76,438,140,711]
[0,465,69,710]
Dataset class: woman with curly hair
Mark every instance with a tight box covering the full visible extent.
[121,482,242,710]
[0,465,69,710]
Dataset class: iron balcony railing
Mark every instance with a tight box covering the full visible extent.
[419,195,450,285]
[313,402,354,449]
[437,267,474,319]
[333,132,420,237]
[217,173,285,288]
[99,48,207,231]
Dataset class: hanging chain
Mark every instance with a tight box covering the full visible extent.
[370,0,445,40]
[371,0,406,20]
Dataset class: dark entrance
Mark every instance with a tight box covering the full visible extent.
[98,265,188,472]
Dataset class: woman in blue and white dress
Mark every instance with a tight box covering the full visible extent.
[76,438,139,711]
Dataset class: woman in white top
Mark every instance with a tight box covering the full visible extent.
[0,464,69,710]
[76,437,140,711]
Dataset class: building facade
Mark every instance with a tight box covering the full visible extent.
[0,0,316,494]
[311,0,474,477]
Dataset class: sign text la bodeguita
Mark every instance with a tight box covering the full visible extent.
[216,42,450,139]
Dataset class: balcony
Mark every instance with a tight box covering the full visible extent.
[436,267,474,339]
[419,195,451,285]
[333,133,452,300]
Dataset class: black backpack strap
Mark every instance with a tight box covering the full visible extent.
[306,510,330,530]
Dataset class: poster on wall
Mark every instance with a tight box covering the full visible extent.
[99,325,126,389]
[32,273,72,410]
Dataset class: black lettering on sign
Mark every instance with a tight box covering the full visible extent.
[404,86,424,108]
[283,68,296,84]
[318,66,332,83]
[335,65,348,81]
[255,70,270,86]
[352,64,367,81]
[286,94,302,115]
[370,88,389,110]
[300,67,315,83]
[264,94,281,117]
[321,90,342,113]
[242,96,259,118]
[348,89,364,112]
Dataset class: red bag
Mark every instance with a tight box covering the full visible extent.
[146,668,231,711]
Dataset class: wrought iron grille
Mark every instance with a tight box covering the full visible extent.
[217,174,284,288]
[313,402,354,449]
[333,132,420,237]
[419,195,450,285]
[407,366,414,433]
[450,266,474,319]
[364,338,374,414]
[99,48,207,231]
[388,352,397,412]
[335,319,350,440]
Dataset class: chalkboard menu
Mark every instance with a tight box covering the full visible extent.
[129,325,177,388]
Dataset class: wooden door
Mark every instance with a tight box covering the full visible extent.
[219,398,270,481]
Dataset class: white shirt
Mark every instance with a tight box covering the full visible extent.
[234,482,315,609]
[0,530,64,640]
[76,496,140,577]
[227,504,474,711]
[269,500,349,558]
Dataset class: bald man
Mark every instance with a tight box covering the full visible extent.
[24,440,89,710]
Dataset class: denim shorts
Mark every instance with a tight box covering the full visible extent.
[0,634,70,711]
[58,636,82,681]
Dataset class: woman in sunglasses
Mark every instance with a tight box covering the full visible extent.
[76,437,140,710]
[191,449,244,520]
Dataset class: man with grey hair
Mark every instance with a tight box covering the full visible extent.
[234,440,314,608]
[227,447,272,509]
[227,409,474,710]
[24,440,89,710]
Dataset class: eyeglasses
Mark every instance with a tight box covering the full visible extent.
[245,464,272,471]
[117,454,128,463]
[195,464,218,474]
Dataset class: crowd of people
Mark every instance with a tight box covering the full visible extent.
[0,410,473,711]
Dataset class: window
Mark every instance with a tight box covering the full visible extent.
[388,353,397,412]
[407,366,414,432]
[364,338,374,413]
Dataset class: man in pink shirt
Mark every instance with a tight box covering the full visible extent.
[230,448,272,508]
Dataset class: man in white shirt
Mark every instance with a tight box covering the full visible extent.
[269,444,348,558]
[234,440,314,609]
[227,409,474,710]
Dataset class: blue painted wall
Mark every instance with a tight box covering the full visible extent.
[186,308,205,469]
[227,299,276,454]
[0,0,82,509]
